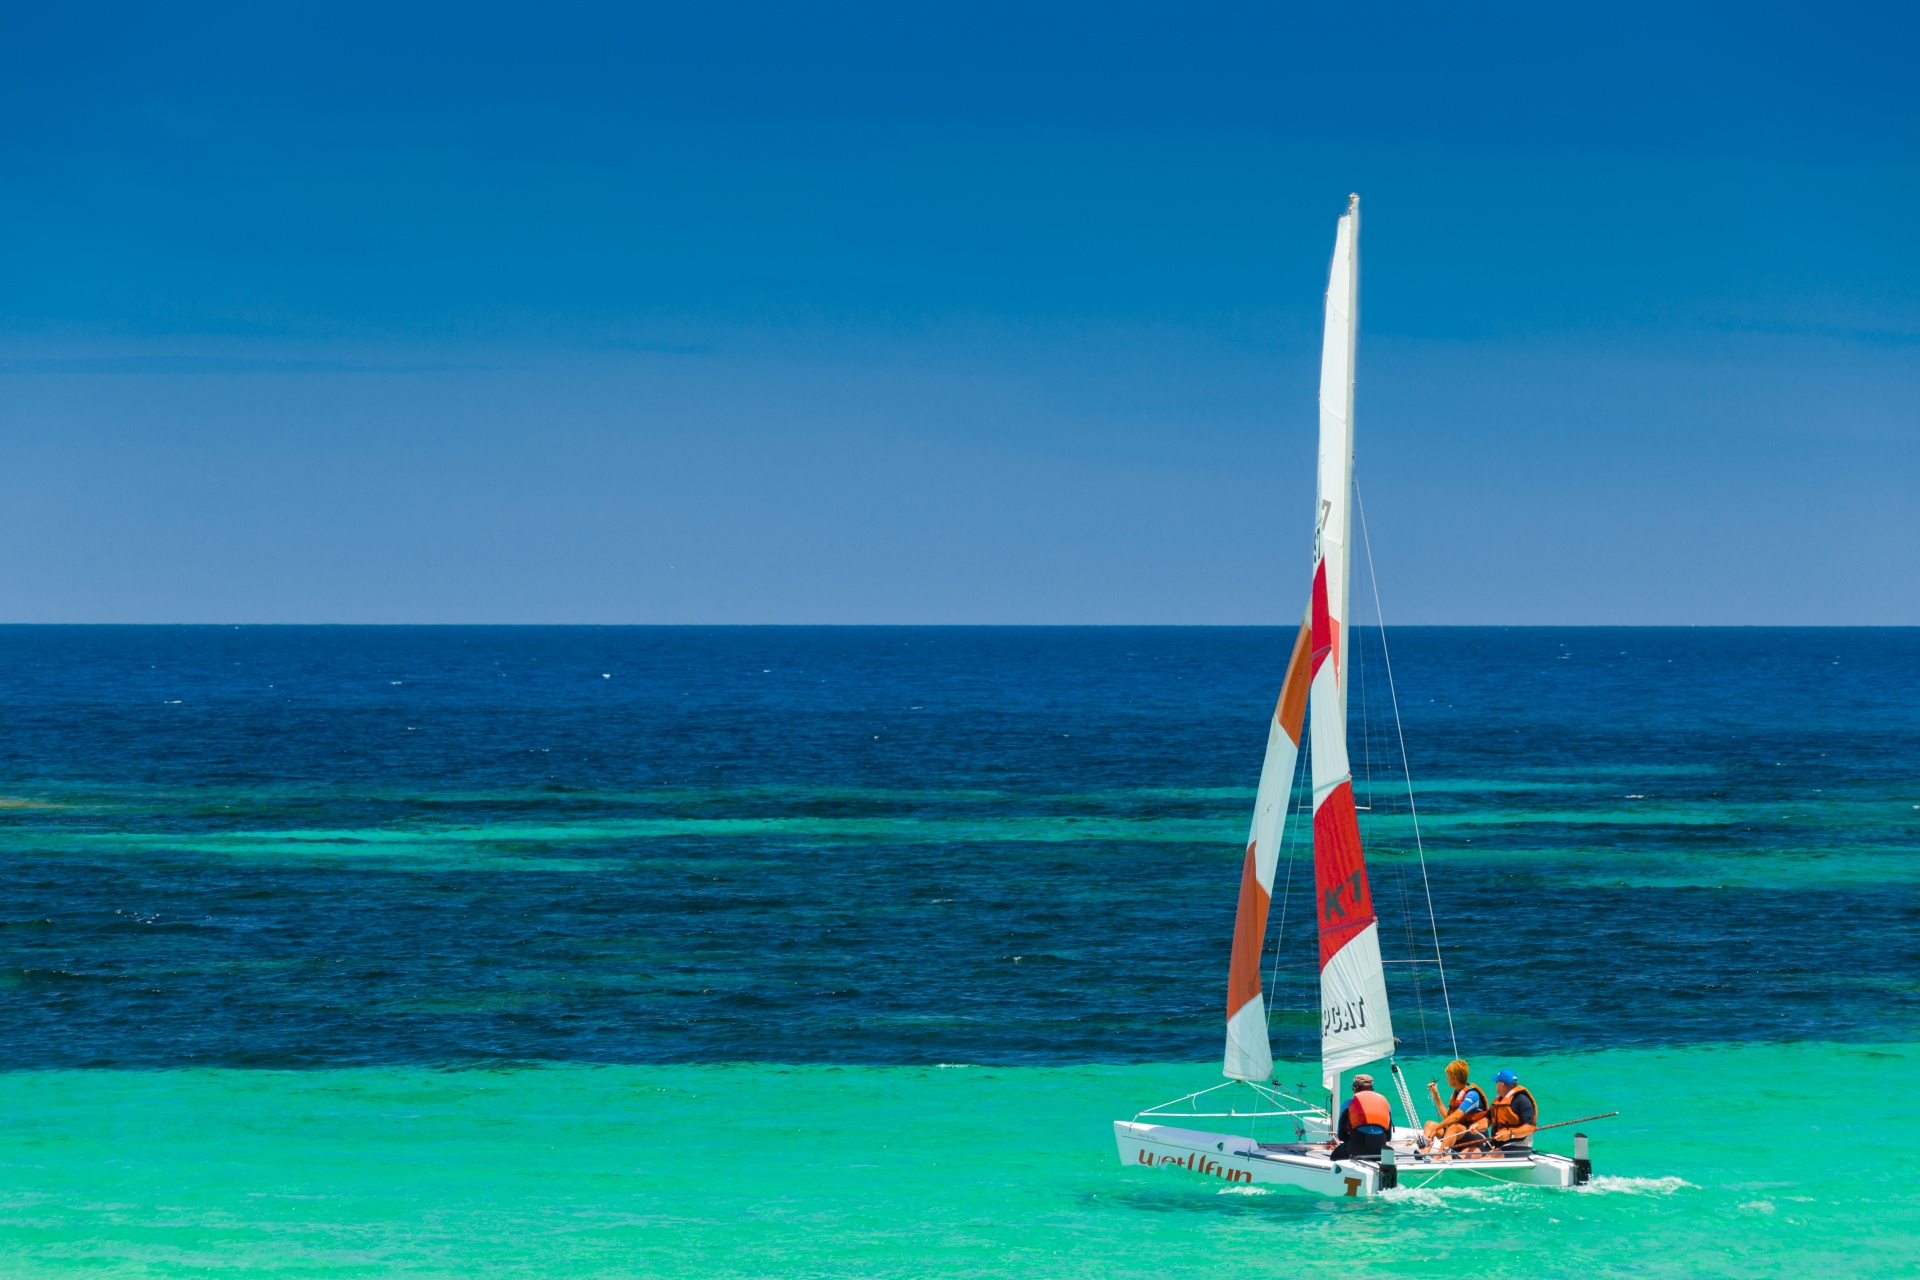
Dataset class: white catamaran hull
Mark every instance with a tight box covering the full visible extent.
[1115,1120,1580,1199]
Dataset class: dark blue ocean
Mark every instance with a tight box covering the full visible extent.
[0,626,1914,1068]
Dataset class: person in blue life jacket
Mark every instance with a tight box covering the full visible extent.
[1424,1059,1490,1153]
[1328,1073,1393,1161]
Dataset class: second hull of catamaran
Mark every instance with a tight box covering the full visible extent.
[1115,1120,1582,1199]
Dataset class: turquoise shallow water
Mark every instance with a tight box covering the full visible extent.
[1,1043,1914,1277]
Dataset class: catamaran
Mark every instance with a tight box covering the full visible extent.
[1113,195,1593,1198]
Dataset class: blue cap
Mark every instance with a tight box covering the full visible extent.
[1495,1069,1518,1085]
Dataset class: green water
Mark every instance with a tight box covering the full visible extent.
[1,1043,1913,1277]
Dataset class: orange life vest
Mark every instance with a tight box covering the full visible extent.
[1487,1085,1536,1132]
[1347,1090,1392,1131]
[1447,1081,1489,1124]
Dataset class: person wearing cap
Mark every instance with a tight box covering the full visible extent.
[1482,1069,1538,1149]
[1328,1073,1394,1161]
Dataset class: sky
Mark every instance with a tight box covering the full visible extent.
[1,1,1915,624]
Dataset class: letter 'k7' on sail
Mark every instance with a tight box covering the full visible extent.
[1116,195,1604,1198]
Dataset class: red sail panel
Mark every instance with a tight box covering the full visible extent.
[1312,780,1375,968]
[1308,561,1339,683]
[1308,557,1375,969]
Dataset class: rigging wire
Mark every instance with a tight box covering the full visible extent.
[1360,613,1436,1056]
[1352,592,1435,1050]
[1355,608,1373,809]
[1265,716,1309,1034]
[1354,477,1460,1061]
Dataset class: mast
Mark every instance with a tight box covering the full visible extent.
[1309,195,1394,1088]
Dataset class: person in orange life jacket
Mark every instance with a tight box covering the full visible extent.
[1423,1059,1490,1152]
[1329,1074,1393,1161]
[1483,1070,1537,1148]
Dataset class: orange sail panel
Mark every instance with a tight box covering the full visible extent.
[1220,615,1312,1082]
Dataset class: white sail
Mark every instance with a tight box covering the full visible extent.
[1316,196,1358,708]
[1221,614,1312,1081]
[1308,196,1394,1087]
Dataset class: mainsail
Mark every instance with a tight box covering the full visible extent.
[1223,194,1394,1086]
[1309,195,1394,1086]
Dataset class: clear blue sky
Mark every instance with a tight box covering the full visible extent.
[2,2,1915,623]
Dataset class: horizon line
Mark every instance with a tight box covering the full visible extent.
[0,622,1912,631]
